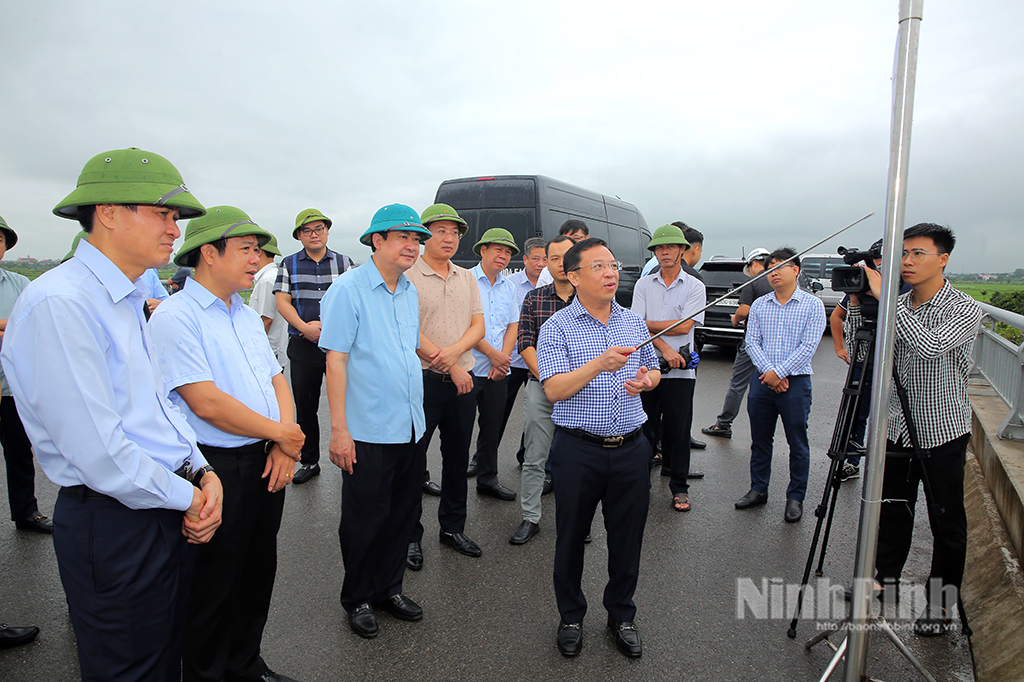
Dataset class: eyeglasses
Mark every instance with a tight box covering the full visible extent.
[570,260,622,273]
[901,249,943,263]
[430,227,461,239]
[299,226,327,237]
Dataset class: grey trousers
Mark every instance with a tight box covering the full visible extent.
[521,380,554,523]
[715,340,757,428]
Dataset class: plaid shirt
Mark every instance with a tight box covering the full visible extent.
[273,248,352,335]
[537,298,658,437]
[746,287,826,378]
[846,280,981,449]
[517,284,573,355]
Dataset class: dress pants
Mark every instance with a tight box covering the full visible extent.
[184,442,285,682]
[521,379,554,523]
[747,375,812,502]
[473,374,508,487]
[714,340,757,428]
[497,366,529,462]
[411,371,477,542]
[54,488,195,682]
[641,377,694,495]
[550,427,651,624]
[340,439,422,611]
[875,433,970,606]
[0,395,38,521]
[287,335,325,466]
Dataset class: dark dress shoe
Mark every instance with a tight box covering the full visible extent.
[292,462,320,484]
[687,470,704,479]
[376,594,423,622]
[406,542,423,571]
[583,533,592,544]
[15,512,53,534]
[702,424,732,438]
[0,623,40,649]
[348,604,378,639]
[556,621,583,657]
[690,437,707,450]
[439,531,482,557]
[260,671,300,682]
[509,520,539,545]
[422,480,442,496]
[784,499,803,523]
[466,461,478,477]
[735,488,768,509]
[476,482,515,501]
[607,618,642,657]
[913,605,951,636]
[542,475,553,495]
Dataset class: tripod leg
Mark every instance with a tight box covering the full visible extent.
[875,617,940,682]
[815,473,845,576]
[816,632,848,682]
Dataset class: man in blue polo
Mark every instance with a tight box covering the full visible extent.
[150,206,304,682]
[538,237,660,659]
[320,204,431,639]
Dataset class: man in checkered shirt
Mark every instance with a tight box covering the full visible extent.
[846,222,982,637]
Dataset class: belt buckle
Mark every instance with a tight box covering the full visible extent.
[602,435,624,448]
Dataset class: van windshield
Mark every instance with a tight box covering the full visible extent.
[436,179,538,266]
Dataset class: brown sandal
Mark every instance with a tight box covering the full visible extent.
[673,493,691,512]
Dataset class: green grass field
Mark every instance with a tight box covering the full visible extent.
[952,282,1024,302]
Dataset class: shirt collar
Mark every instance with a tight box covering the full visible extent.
[653,267,687,287]
[182,276,243,311]
[255,262,277,279]
[413,256,453,280]
[72,238,142,304]
[471,264,505,286]
[569,297,622,325]
[298,248,336,263]
[366,257,410,293]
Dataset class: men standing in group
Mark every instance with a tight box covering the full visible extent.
[509,234,575,545]
[150,206,303,682]
[536,219,589,287]
[538,237,660,658]
[0,215,51,534]
[405,204,484,569]
[320,204,432,639]
[275,209,353,484]
[249,233,287,367]
[734,248,825,523]
[0,148,223,681]
[702,248,773,439]
[849,223,981,636]
[632,225,705,512]
[468,228,520,501]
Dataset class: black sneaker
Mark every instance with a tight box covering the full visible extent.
[701,424,732,439]
[840,463,860,482]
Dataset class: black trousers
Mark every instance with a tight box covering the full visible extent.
[1,395,38,521]
[287,335,326,465]
[412,372,477,541]
[473,374,508,486]
[340,439,422,611]
[497,367,529,462]
[641,377,695,495]
[184,442,285,682]
[54,488,195,682]
[550,427,651,624]
[876,433,971,605]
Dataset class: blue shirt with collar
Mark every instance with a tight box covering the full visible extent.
[537,298,658,437]
[745,286,826,378]
[470,264,519,378]
[0,239,204,511]
[0,267,30,396]
[141,268,169,300]
[318,258,425,444]
[149,278,282,448]
[506,270,538,370]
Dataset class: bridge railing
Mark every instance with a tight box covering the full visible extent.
[973,301,1024,440]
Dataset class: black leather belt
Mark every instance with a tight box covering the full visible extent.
[60,485,115,501]
[423,370,455,383]
[558,426,643,448]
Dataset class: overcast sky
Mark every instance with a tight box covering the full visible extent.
[2,0,1021,272]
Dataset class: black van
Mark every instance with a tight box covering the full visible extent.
[434,175,651,305]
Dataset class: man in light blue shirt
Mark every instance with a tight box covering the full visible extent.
[149,206,303,682]
[469,228,520,501]
[0,148,223,682]
[320,204,431,639]
[735,248,825,523]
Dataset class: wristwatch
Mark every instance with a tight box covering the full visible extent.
[191,465,216,487]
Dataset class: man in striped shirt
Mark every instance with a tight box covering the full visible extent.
[734,248,825,523]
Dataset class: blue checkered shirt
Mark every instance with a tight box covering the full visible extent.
[274,248,352,335]
[537,299,658,437]
[745,287,826,378]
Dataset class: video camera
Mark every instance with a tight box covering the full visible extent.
[831,243,882,295]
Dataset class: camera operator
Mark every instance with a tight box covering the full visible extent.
[846,223,981,636]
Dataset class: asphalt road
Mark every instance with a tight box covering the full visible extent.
[0,339,975,681]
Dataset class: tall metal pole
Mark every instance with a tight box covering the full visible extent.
[843,0,924,679]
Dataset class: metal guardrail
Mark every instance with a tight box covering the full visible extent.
[973,301,1024,440]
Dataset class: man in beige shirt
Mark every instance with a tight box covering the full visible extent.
[405,204,484,570]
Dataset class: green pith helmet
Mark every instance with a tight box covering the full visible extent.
[0,214,17,250]
[293,208,332,239]
[646,224,691,252]
[61,230,87,263]
[174,206,271,267]
[420,203,468,236]
[53,148,205,220]
[260,233,282,257]
[472,228,520,256]
[360,204,432,247]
